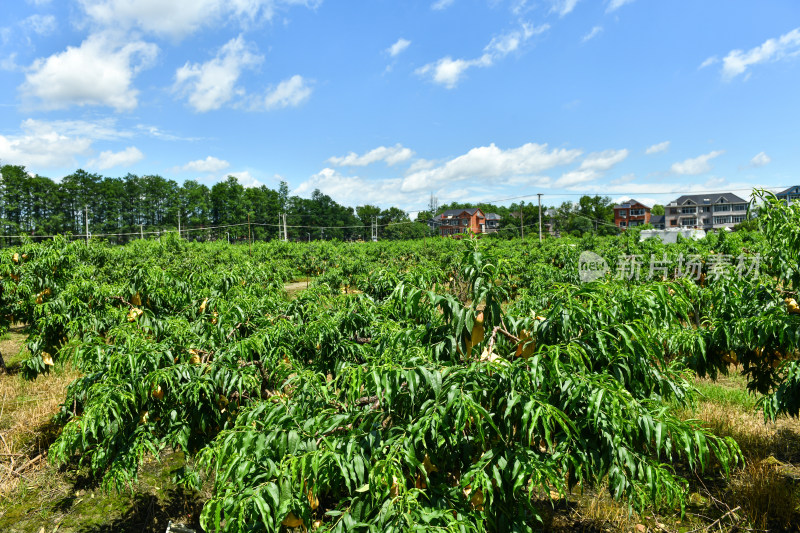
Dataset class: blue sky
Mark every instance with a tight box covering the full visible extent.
[1,0,799,214]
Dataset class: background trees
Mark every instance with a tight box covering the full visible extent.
[0,164,623,241]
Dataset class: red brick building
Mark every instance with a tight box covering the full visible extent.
[434,208,487,236]
[613,199,651,230]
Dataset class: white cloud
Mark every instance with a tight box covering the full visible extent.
[416,23,548,88]
[388,38,411,57]
[582,26,602,43]
[720,27,800,81]
[295,168,407,207]
[400,142,582,192]
[416,55,491,89]
[551,149,627,188]
[21,32,158,112]
[180,156,230,173]
[750,151,771,167]
[24,118,132,141]
[78,0,320,40]
[555,169,598,187]
[0,119,93,168]
[228,170,263,188]
[0,53,19,72]
[135,125,201,141]
[22,14,57,35]
[408,158,437,173]
[645,141,670,154]
[551,0,579,16]
[174,36,262,112]
[87,146,144,170]
[699,56,718,69]
[328,144,414,167]
[261,75,312,110]
[670,150,724,175]
[431,0,455,10]
[606,0,636,12]
[579,149,628,171]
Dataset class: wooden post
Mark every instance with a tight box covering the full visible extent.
[248,213,252,256]
[85,205,89,243]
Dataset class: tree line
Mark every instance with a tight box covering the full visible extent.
[0,165,431,243]
[1,164,646,243]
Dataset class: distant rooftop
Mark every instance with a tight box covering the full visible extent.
[613,198,651,210]
[667,193,747,206]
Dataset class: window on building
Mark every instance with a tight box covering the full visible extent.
[670,219,677,226]
[630,208,645,216]
[682,206,696,214]
[714,204,731,212]
[732,215,746,223]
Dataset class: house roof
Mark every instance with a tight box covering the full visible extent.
[613,198,651,210]
[649,214,665,224]
[437,208,484,218]
[485,212,501,220]
[667,193,747,206]
[777,186,800,196]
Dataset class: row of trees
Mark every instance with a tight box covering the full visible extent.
[2,164,672,243]
[0,165,431,242]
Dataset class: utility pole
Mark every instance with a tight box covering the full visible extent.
[177,210,181,237]
[84,205,89,243]
[140,224,144,240]
[520,201,524,240]
[371,217,378,242]
[538,193,543,243]
[247,213,252,256]
[283,213,288,241]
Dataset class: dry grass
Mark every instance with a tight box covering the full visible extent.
[547,368,800,532]
[674,368,800,530]
[0,331,81,499]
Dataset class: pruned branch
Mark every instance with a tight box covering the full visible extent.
[107,295,136,310]
[487,325,520,353]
